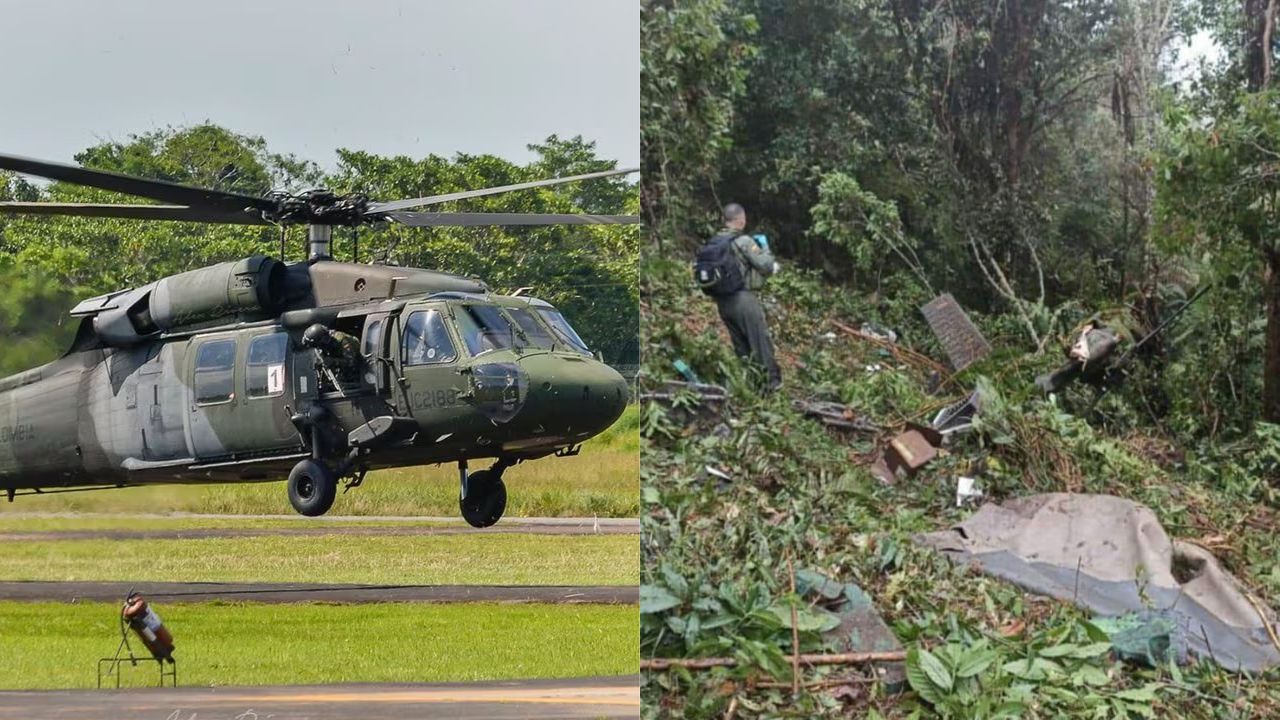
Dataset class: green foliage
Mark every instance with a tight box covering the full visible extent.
[640,254,1280,717]
[810,171,927,290]
[902,627,1174,719]
[641,0,758,241]
[1159,90,1280,257]
[0,126,638,374]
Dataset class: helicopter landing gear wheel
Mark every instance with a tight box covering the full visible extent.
[459,468,507,528]
[288,459,337,517]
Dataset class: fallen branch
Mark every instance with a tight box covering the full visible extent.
[787,554,800,696]
[831,320,953,382]
[640,651,908,672]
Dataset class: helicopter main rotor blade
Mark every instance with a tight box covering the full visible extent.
[0,202,272,225]
[0,153,277,215]
[367,167,638,214]
[386,211,639,227]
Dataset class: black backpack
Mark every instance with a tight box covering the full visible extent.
[693,232,745,297]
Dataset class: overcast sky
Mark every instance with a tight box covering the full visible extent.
[0,0,638,170]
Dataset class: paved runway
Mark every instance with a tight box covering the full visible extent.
[0,675,640,719]
[0,580,637,604]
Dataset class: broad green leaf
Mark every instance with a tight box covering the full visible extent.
[917,648,954,692]
[640,584,680,614]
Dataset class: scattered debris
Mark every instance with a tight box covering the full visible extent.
[916,493,1280,672]
[704,465,732,481]
[866,423,945,485]
[919,293,992,371]
[832,319,951,379]
[954,476,982,507]
[793,399,880,433]
[885,423,943,475]
[859,322,898,344]
[639,379,728,425]
[931,389,983,437]
[1035,323,1120,394]
[796,568,907,691]
[673,358,701,383]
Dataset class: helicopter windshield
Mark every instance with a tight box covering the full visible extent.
[505,307,556,349]
[454,304,516,357]
[536,308,590,354]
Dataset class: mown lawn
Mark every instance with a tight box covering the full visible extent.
[0,406,639,518]
[0,601,639,689]
[0,533,638,586]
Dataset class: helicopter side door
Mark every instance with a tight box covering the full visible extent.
[398,303,468,436]
[236,329,300,451]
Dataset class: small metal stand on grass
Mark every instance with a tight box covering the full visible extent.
[97,594,177,689]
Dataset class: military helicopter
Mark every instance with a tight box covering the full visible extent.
[0,152,637,524]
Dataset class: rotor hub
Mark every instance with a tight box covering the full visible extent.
[265,190,372,226]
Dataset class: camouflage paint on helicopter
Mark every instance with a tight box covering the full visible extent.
[0,153,637,524]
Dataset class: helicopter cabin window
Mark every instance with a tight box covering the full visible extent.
[194,339,237,404]
[453,305,515,357]
[403,310,457,365]
[246,333,288,399]
[536,308,590,354]
[505,307,555,349]
[362,319,383,358]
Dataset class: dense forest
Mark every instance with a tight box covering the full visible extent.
[0,125,639,376]
[641,0,1280,717]
[643,0,1278,441]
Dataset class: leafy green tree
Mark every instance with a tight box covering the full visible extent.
[1159,91,1280,420]
[0,125,638,373]
[640,0,758,243]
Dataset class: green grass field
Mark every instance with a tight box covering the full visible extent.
[0,406,639,518]
[0,533,638,586]
[0,601,638,689]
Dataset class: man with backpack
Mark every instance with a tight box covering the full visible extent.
[693,203,782,391]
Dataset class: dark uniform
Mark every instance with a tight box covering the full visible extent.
[714,230,781,388]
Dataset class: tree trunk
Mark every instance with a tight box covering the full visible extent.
[1265,250,1280,422]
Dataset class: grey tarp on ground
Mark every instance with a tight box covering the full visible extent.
[915,493,1280,672]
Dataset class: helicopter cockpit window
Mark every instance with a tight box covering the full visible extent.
[535,308,590,354]
[454,305,515,357]
[194,338,237,404]
[505,307,555,349]
[403,309,457,365]
[246,333,288,399]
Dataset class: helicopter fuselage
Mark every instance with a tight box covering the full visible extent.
[0,260,629,515]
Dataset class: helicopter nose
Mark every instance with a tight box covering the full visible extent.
[519,355,629,440]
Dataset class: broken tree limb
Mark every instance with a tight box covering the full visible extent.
[639,651,908,672]
[831,320,952,380]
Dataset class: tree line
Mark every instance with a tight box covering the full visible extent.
[0,124,639,377]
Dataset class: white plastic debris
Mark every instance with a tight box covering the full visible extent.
[705,466,732,481]
[956,476,983,507]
